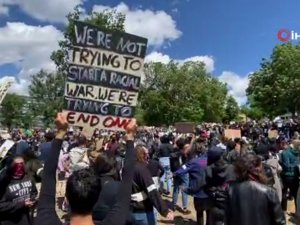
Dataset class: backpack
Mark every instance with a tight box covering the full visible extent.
[206,182,230,209]
[263,163,275,186]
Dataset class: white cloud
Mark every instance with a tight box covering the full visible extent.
[180,56,215,73]
[0,76,29,96]
[93,2,182,47]
[145,51,215,73]
[145,52,171,64]
[218,71,249,105]
[0,22,63,94]
[0,0,85,23]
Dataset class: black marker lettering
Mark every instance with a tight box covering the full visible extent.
[80,49,89,64]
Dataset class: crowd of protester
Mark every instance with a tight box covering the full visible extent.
[1,114,300,225]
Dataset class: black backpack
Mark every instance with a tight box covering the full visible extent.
[263,163,275,186]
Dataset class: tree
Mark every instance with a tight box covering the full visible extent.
[29,70,64,127]
[224,96,240,122]
[0,94,24,128]
[247,43,300,116]
[140,61,228,125]
[240,105,265,120]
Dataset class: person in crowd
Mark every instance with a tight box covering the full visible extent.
[225,153,285,225]
[258,144,283,201]
[0,155,38,225]
[146,147,164,191]
[35,113,139,225]
[281,139,300,212]
[66,134,79,152]
[105,134,119,157]
[170,138,191,214]
[38,132,55,163]
[131,145,173,225]
[23,146,44,183]
[92,151,123,222]
[144,146,165,224]
[225,138,243,163]
[15,135,30,156]
[216,136,227,151]
[174,142,210,225]
[69,135,90,172]
[148,134,160,160]
[204,146,235,225]
[158,135,174,195]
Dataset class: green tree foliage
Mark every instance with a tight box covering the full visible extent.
[240,105,265,120]
[140,61,228,126]
[0,94,24,128]
[29,70,64,127]
[224,96,240,122]
[247,43,300,116]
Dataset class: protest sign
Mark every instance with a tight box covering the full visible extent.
[268,130,278,139]
[175,122,195,134]
[0,140,15,159]
[64,21,148,137]
[224,129,241,140]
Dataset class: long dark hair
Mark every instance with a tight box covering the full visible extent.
[234,153,268,184]
[94,152,119,180]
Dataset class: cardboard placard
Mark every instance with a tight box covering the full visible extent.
[224,129,241,139]
[175,122,195,134]
[64,21,148,137]
[0,140,15,158]
[268,130,278,139]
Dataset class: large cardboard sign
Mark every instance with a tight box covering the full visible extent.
[224,129,241,140]
[64,21,148,136]
[175,122,195,134]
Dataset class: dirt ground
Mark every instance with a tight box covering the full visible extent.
[157,194,297,225]
[52,181,297,225]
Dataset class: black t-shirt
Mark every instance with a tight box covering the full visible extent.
[147,160,164,177]
[158,143,173,158]
[0,175,37,225]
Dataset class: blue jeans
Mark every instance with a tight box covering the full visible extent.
[132,211,156,225]
[173,174,189,209]
[159,157,172,193]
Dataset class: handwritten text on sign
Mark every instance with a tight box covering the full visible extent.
[64,21,147,133]
[65,111,131,131]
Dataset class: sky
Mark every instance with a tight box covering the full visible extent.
[0,0,300,105]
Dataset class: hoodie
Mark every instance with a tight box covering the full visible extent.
[281,147,300,177]
[204,161,235,209]
[175,155,208,199]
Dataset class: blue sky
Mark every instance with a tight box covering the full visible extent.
[0,0,300,104]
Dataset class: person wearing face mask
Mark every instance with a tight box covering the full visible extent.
[0,155,38,225]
